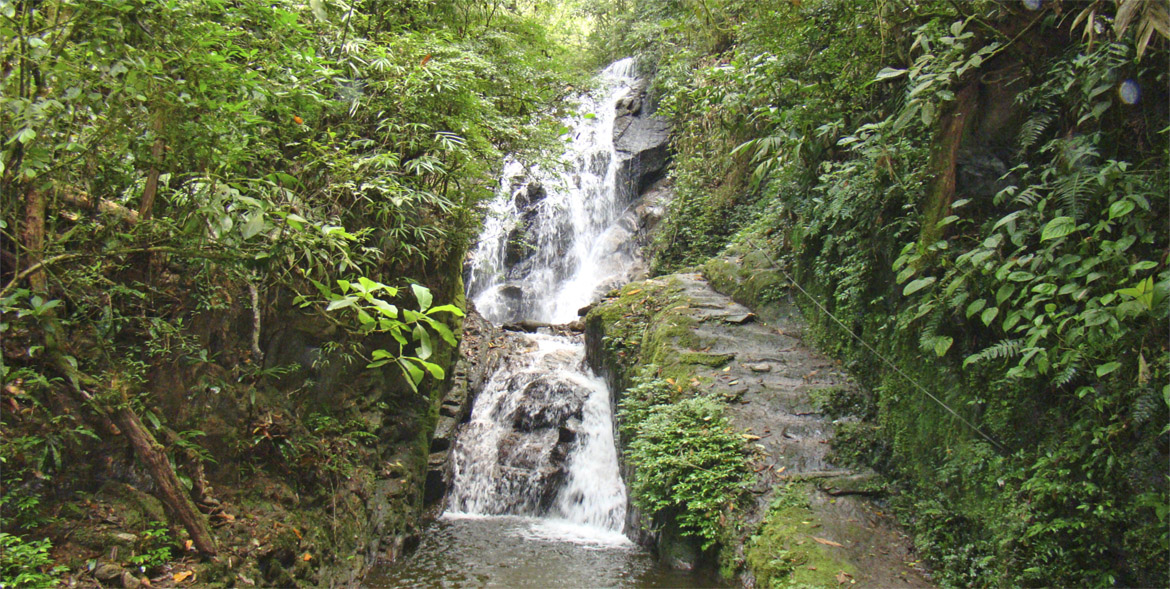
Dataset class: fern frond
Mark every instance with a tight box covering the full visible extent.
[1051,359,1080,389]
[1053,168,1096,220]
[964,338,1025,368]
[1012,185,1045,208]
[1018,112,1055,154]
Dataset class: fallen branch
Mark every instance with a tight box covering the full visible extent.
[58,188,139,225]
[0,245,239,300]
[49,353,218,556]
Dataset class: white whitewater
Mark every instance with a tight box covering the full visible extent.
[465,57,644,325]
[447,58,645,542]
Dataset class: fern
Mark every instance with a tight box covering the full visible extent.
[1052,167,1096,220]
[963,338,1025,368]
[1012,185,1044,208]
[1051,354,1080,389]
[1017,111,1055,154]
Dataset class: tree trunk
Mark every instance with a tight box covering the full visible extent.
[137,116,165,221]
[113,406,218,556]
[21,186,46,293]
[919,83,979,248]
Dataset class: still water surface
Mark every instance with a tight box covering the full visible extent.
[364,515,726,588]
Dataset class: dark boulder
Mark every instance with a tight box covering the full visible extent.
[613,82,671,203]
[515,180,547,212]
[506,376,588,432]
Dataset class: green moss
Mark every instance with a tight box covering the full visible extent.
[808,385,874,421]
[701,245,789,323]
[96,482,167,530]
[676,352,735,367]
[827,421,890,471]
[746,484,855,589]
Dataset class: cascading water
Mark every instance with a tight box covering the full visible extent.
[447,57,644,539]
[365,59,724,588]
[465,58,646,325]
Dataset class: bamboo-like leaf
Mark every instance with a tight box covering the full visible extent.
[903,277,936,296]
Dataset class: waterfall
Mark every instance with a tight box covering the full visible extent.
[446,58,646,538]
[464,57,645,325]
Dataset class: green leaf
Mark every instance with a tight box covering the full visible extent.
[896,266,917,284]
[325,296,358,311]
[993,211,1024,232]
[1095,361,1122,377]
[966,299,987,319]
[411,284,432,311]
[17,128,36,144]
[934,336,953,357]
[1040,216,1076,241]
[1031,283,1057,296]
[418,359,445,379]
[427,304,465,317]
[372,299,399,317]
[424,317,458,346]
[903,277,936,296]
[981,307,999,326]
[241,211,266,239]
[357,277,379,293]
[996,284,1015,306]
[1108,199,1135,219]
[936,215,960,229]
[400,360,424,387]
[413,324,432,360]
[873,67,908,81]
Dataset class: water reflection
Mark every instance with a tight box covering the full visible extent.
[364,515,726,588]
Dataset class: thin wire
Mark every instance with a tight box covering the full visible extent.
[745,238,1006,453]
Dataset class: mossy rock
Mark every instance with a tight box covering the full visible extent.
[702,249,788,323]
[745,484,855,589]
[809,385,875,421]
[828,422,890,471]
[97,481,167,529]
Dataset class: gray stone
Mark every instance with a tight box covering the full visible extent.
[748,363,772,373]
[111,532,138,544]
[613,82,671,203]
[120,571,143,589]
[723,312,757,324]
[515,181,547,211]
[94,563,123,581]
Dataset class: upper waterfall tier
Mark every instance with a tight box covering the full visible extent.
[465,57,668,325]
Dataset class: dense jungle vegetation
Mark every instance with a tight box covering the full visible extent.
[1,0,585,585]
[590,0,1168,586]
[2,0,1167,587]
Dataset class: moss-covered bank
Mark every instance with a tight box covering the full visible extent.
[585,273,929,586]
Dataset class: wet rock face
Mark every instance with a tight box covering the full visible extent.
[613,81,671,204]
[446,337,607,518]
[515,180,547,212]
[501,374,588,432]
[957,148,1011,199]
[479,370,588,511]
[425,310,517,506]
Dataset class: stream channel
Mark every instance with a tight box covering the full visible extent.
[365,60,723,587]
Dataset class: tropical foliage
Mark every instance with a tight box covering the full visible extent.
[1,0,579,582]
[599,0,1168,585]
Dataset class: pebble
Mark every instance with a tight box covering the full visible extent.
[748,363,772,372]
